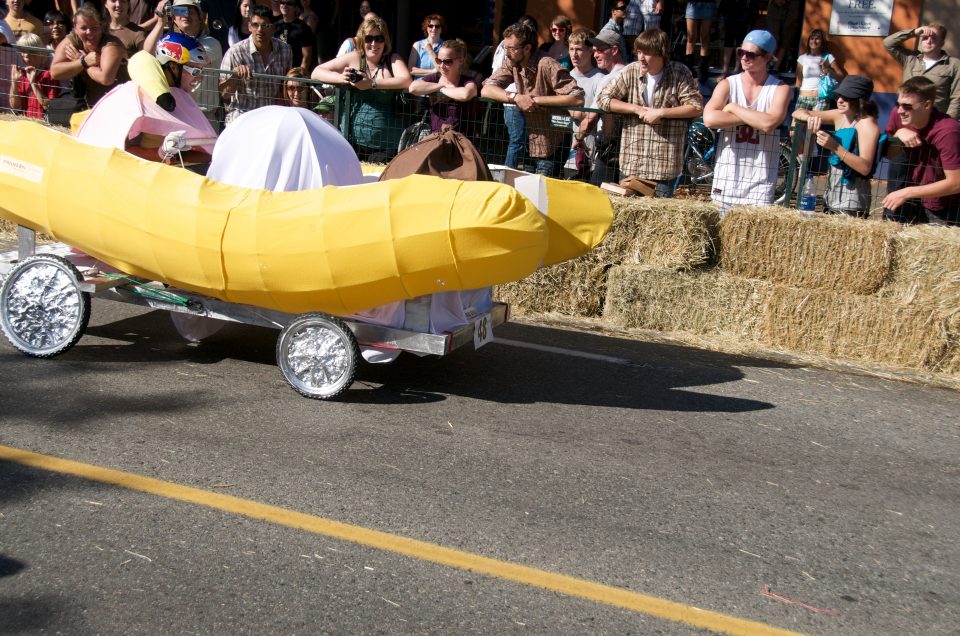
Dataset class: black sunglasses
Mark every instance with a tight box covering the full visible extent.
[895,101,917,111]
[364,34,385,44]
[736,48,765,61]
[45,19,68,26]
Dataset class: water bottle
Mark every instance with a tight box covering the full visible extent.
[799,174,816,215]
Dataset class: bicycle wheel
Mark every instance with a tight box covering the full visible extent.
[684,122,716,186]
[774,141,797,205]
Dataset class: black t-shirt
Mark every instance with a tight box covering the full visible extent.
[275,18,314,67]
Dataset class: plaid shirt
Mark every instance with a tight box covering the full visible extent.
[484,53,584,157]
[596,60,703,180]
[220,36,293,124]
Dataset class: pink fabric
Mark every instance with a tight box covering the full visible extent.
[75,82,217,153]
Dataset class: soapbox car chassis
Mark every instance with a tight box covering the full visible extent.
[0,227,507,400]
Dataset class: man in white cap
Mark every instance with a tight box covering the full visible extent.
[703,29,791,213]
[165,0,223,129]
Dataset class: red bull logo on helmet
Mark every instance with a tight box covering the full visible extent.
[157,40,190,64]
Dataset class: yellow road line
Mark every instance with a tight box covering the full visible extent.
[0,444,802,636]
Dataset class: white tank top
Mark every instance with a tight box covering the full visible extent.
[712,73,783,211]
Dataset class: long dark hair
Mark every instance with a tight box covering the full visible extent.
[844,97,879,119]
[801,29,830,56]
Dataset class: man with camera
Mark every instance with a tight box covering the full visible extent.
[219,4,291,125]
[157,0,222,128]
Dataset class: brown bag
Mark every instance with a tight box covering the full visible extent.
[379,125,493,182]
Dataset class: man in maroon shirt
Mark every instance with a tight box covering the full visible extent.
[882,77,960,226]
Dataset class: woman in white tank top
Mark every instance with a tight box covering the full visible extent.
[795,29,845,111]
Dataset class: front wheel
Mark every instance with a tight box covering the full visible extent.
[0,254,91,357]
[276,313,359,400]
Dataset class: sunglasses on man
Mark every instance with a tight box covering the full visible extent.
[736,48,766,61]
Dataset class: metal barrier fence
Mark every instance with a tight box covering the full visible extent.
[2,43,955,225]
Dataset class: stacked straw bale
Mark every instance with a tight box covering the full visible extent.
[606,265,957,373]
[497,196,719,316]
[604,265,770,342]
[879,225,960,315]
[764,285,951,369]
[718,206,896,294]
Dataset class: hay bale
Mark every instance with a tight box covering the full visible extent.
[614,197,719,269]
[496,196,719,317]
[764,285,951,370]
[719,206,896,295]
[603,265,771,342]
[879,225,960,317]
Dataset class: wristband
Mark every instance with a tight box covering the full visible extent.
[79,56,88,70]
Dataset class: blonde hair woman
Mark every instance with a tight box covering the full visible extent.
[311,16,411,161]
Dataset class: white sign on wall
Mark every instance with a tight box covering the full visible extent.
[829,0,894,36]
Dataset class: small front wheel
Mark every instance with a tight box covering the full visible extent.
[0,254,91,357]
[276,313,359,400]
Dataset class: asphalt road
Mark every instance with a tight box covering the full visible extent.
[1,299,958,635]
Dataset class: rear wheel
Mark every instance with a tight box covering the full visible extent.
[276,313,359,400]
[0,254,90,357]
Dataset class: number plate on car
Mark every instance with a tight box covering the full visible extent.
[473,313,493,349]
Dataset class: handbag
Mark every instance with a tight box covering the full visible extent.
[817,56,838,101]
[398,105,433,152]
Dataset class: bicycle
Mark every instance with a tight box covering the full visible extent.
[681,118,796,204]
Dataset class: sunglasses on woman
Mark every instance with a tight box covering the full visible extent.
[45,19,67,26]
[364,35,385,44]
[437,57,459,65]
[736,48,765,61]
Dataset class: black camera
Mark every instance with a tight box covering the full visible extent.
[346,68,363,83]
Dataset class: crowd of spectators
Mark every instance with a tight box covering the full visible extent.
[1,0,959,224]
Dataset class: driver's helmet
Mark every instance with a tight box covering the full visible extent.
[155,32,208,67]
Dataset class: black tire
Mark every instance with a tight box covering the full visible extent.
[276,313,359,400]
[0,254,91,358]
[774,141,797,205]
[683,122,716,186]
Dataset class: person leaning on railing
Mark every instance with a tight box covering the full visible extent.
[792,75,880,219]
[596,28,702,196]
[311,15,411,162]
[481,21,584,178]
[407,38,480,144]
[9,33,59,119]
[881,77,960,226]
[219,4,292,125]
[50,3,125,107]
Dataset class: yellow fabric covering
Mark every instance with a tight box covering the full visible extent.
[0,121,594,314]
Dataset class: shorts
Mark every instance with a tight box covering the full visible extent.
[642,12,661,30]
[795,94,829,111]
[686,1,717,21]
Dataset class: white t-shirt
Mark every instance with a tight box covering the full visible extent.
[644,70,662,106]
[797,53,833,91]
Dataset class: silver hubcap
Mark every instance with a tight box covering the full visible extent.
[285,325,350,391]
[4,262,82,350]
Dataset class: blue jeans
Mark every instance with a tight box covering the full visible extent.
[655,179,677,198]
[503,104,526,169]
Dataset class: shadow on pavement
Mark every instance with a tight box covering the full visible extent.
[10,308,787,413]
